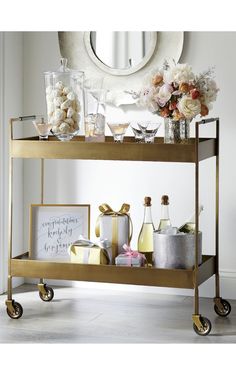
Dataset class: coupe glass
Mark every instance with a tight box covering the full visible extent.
[131,123,144,143]
[107,122,130,143]
[33,116,52,140]
[138,121,161,143]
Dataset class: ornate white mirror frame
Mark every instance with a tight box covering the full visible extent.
[58,31,184,106]
[84,32,158,76]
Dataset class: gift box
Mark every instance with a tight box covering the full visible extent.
[69,237,110,265]
[115,244,146,267]
[95,203,133,264]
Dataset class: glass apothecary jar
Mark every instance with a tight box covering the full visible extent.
[44,58,84,141]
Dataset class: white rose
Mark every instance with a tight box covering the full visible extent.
[177,96,201,119]
[164,64,194,85]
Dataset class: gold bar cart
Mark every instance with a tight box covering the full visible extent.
[6,116,231,336]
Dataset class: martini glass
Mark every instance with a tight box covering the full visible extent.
[138,121,161,143]
[107,122,130,143]
[131,123,145,143]
[33,116,52,140]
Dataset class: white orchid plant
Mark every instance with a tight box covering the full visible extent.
[135,60,219,121]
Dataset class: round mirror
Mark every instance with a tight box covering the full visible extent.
[84,31,157,76]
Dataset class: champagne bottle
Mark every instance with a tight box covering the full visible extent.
[138,196,155,265]
[157,195,171,231]
[178,205,204,233]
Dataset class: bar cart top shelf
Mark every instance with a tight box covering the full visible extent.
[11,135,217,163]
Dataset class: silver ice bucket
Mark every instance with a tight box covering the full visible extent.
[153,231,202,269]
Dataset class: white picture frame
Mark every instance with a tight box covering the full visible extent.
[29,204,90,260]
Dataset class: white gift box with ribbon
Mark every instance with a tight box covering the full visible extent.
[95,203,133,264]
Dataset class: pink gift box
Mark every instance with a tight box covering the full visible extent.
[115,244,146,267]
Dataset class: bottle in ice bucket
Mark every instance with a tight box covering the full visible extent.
[138,196,155,265]
[157,195,171,231]
[178,205,204,233]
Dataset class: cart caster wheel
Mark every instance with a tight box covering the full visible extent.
[6,301,23,319]
[39,286,54,302]
[193,316,211,336]
[214,299,231,317]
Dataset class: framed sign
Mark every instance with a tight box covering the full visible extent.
[29,204,90,260]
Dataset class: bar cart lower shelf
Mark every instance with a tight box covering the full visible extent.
[6,116,232,337]
[11,253,215,288]
[6,253,231,336]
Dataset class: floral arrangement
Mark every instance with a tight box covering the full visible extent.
[136,61,219,121]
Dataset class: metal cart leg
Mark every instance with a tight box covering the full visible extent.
[5,149,23,319]
[6,276,23,319]
[36,159,54,302]
[213,118,231,317]
[192,121,211,335]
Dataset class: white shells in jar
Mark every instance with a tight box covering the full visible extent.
[61,99,72,110]
[55,81,64,90]
[67,107,74,118]
[67,91,75,101]
[45,80,81,136]
[54,108,66,122]
[59,122,71,133]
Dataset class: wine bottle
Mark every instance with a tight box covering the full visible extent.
[178,205,204,233]
[138,196,155,265]
[157,195,171,231]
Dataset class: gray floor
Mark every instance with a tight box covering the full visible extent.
[0,283,235,343]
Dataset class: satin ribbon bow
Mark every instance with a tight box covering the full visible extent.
[98,203,130,216]
[69,235,111,251]
[122,244,146,266]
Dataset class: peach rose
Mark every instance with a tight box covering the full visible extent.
[200,103,209,116]
[152,74,163,86]
[179,83,190,93]
[160,107,170,117]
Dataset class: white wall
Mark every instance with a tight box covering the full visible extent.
[0,32,24,293]
[22,31,236,298]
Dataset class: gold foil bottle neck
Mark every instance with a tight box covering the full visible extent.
[144,196,152,206]
[161,195,169,205]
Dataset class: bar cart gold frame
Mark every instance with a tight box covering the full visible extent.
[6,116,231,335]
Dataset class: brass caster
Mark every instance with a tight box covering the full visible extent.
[192,314,211,336]
[6,299,23,319]
[38,283,54,302]
[214,297,231,317]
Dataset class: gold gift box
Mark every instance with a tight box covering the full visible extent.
[96,203,133,264]
[70,244,110,265]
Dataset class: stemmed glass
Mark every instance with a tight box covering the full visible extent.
[131,123,145,143]
[138,121,161,143]
[33,116,52,140]
[107,122,130,143]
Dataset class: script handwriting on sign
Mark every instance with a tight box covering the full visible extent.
[36,213,84,258]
